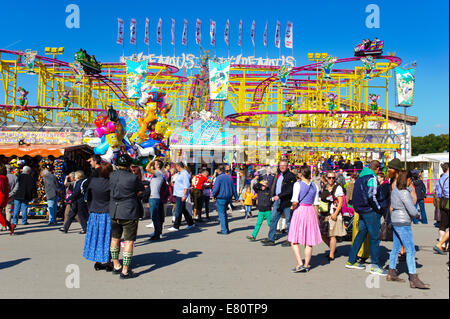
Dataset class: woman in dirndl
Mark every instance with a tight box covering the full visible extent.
[288,166,322,273]
[83,162,113,271]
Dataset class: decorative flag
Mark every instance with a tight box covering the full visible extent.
[224,19,230,47]
[238,20,242,47]
[263,21,268,47]
[130,18,137,45]
[171,19,176,45]
[117,18,124,45]
[182,19,188,46]
[250,20,255,47]
[210,20,216,46]
[144,18,149,45]
[285,21,293,48]
[196,19,202,45]
[157,18,162,45]
[275,20,281,48]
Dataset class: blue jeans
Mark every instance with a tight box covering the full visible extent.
[389,225,416,274]
[149,198,163,237]
[244,205,252,218]
[267,199,292,241]
[348,211,382,267]
[412,200,428,224]
[174,196,194,229]
[202,195,210,218]
[216,198,230,234]
[12,200,29,225]
[47,197,58,224]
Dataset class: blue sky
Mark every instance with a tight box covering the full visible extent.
[0,0,448,136]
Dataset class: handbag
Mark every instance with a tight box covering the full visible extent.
[378,220,393,241]
[319,200,329,213]
[438,177,449,212]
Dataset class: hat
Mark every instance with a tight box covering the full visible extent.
[116,154,133,168]
[260,180,269,187]
[388,158,402,171]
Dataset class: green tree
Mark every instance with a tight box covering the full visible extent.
[412,134,449,155]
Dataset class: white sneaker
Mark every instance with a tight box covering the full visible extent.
[186,224,195,230]
[148,232,155,237]
[145,222,154,228]
[168,227,178,232]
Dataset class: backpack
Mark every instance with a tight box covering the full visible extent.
[80,178,89,204]
[159,179,170,204]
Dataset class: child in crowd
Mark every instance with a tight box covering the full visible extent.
[247,180,273,241]
[241,185,256,219]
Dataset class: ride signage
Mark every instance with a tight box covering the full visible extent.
[121,53,296,70]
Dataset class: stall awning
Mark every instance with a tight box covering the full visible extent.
[0,144,92,157]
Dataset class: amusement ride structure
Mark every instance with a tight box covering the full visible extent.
[0,39,403,165]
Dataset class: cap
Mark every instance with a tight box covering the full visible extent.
[388,158,402,171]
[116,154,133,168]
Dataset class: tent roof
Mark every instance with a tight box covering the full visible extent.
[407,153,449,163]
[0,144,92,157]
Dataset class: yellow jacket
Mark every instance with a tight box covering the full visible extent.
[243,191,256,206]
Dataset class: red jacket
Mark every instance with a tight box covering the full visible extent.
[0,175,10,209]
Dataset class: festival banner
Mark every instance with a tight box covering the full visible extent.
[210,20,216,46]
[263,21,268,47]
[209,60,231,100]
[171,19,176,45]
[224,19,230,47]
[238,20,243,47]
[182,19,188,46]
[275,20,281,48]
[126,59,148,99]
[130,18,137,45]
[144,18,149,45]
[285,21,293,49]
[196,19,202,45]
[250,20,255,47]
[395,66,416,107]
[157,18,162,45]
[0,131,82,145]
[24,49,37,74]
[117,18,124,45]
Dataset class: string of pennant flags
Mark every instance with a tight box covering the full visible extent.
[116,18,293,50]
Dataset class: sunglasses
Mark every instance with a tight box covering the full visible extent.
[327,176,335,180]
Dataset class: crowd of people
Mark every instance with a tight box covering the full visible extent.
[0,153,448,286]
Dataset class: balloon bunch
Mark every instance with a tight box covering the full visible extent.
[130,84,173,159]
[17,87,29,111]
[326,93,338,115]
[93,106,127,163]
[368,93,380,114]
[321,56,337,80]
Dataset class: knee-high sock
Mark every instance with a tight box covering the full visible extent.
[110,247,119,260]
[123,251,133,267]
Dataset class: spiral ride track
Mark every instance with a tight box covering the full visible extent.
[0,49,188,126]
[222,55,403,163]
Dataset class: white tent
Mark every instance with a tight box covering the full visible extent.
[407,152,449,179]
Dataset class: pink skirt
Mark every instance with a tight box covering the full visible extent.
[288,205,322,246]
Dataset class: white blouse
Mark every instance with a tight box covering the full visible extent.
[291,180,320,205]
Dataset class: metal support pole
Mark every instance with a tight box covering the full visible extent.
[404,106,407,169]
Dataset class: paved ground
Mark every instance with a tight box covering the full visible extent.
[1,203,448,299]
